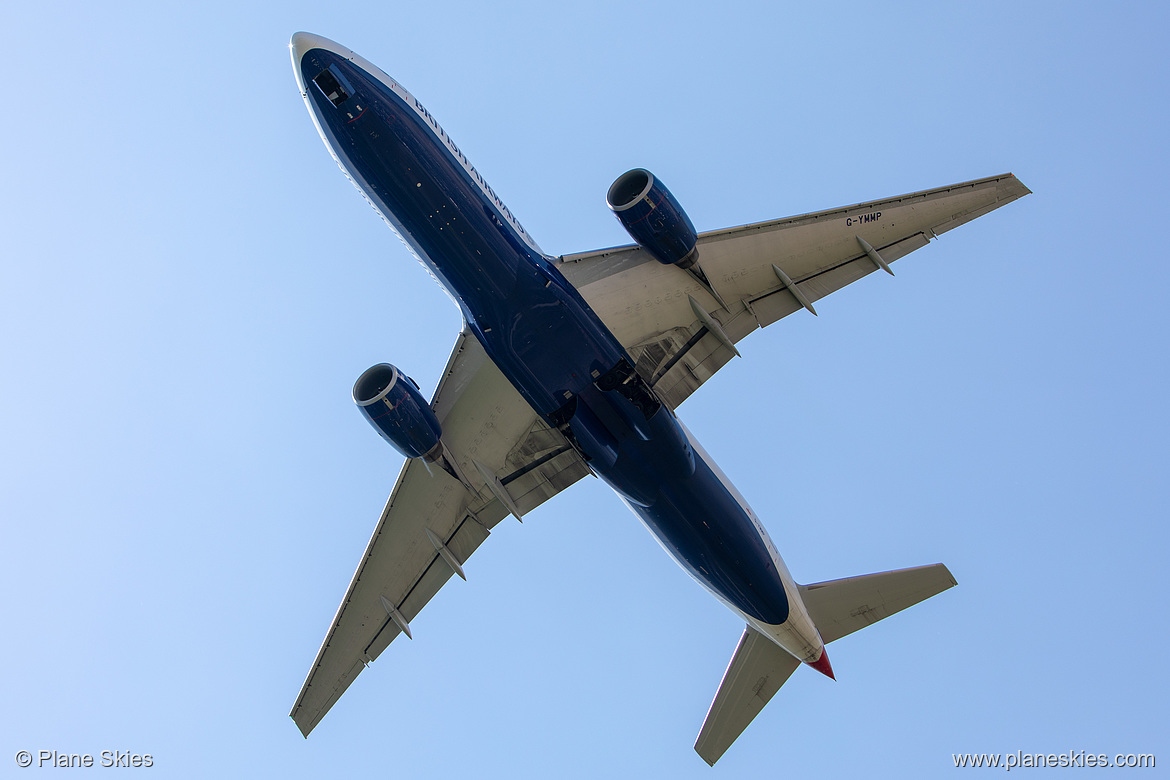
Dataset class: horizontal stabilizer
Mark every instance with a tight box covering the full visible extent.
[694,626,800,766]
[694,564,956,764]
[799,563,957,644]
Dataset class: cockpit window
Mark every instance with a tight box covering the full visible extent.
[312,64,353,107]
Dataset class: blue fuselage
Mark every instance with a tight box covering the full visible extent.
[298,47,789,625]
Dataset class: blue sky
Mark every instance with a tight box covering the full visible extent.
[2,1,1167,776]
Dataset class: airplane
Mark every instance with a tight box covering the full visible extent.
[287,31,1030,764]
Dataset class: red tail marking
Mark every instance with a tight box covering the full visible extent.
[807,648,835,680]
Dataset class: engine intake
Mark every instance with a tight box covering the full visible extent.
[606,168,698,269]
[354,363,442,459]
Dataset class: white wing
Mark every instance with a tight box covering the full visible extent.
[290,331,589,736]
[560,173,1030,408]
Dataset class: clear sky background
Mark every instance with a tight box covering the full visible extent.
[3,1,1167,777]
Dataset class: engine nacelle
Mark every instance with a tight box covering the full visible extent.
[606,168,698,269]
[353,363,442,459]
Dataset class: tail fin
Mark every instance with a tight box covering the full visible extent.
[693,563,956,765]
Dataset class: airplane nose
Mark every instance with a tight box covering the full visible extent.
[289,31,340,64]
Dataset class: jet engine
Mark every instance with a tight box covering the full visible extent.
[606,168,699,269]
[353,363,442,460]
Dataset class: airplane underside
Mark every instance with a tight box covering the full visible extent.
[288,31,1027,762]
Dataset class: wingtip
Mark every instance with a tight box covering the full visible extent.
[695,749,717,767]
